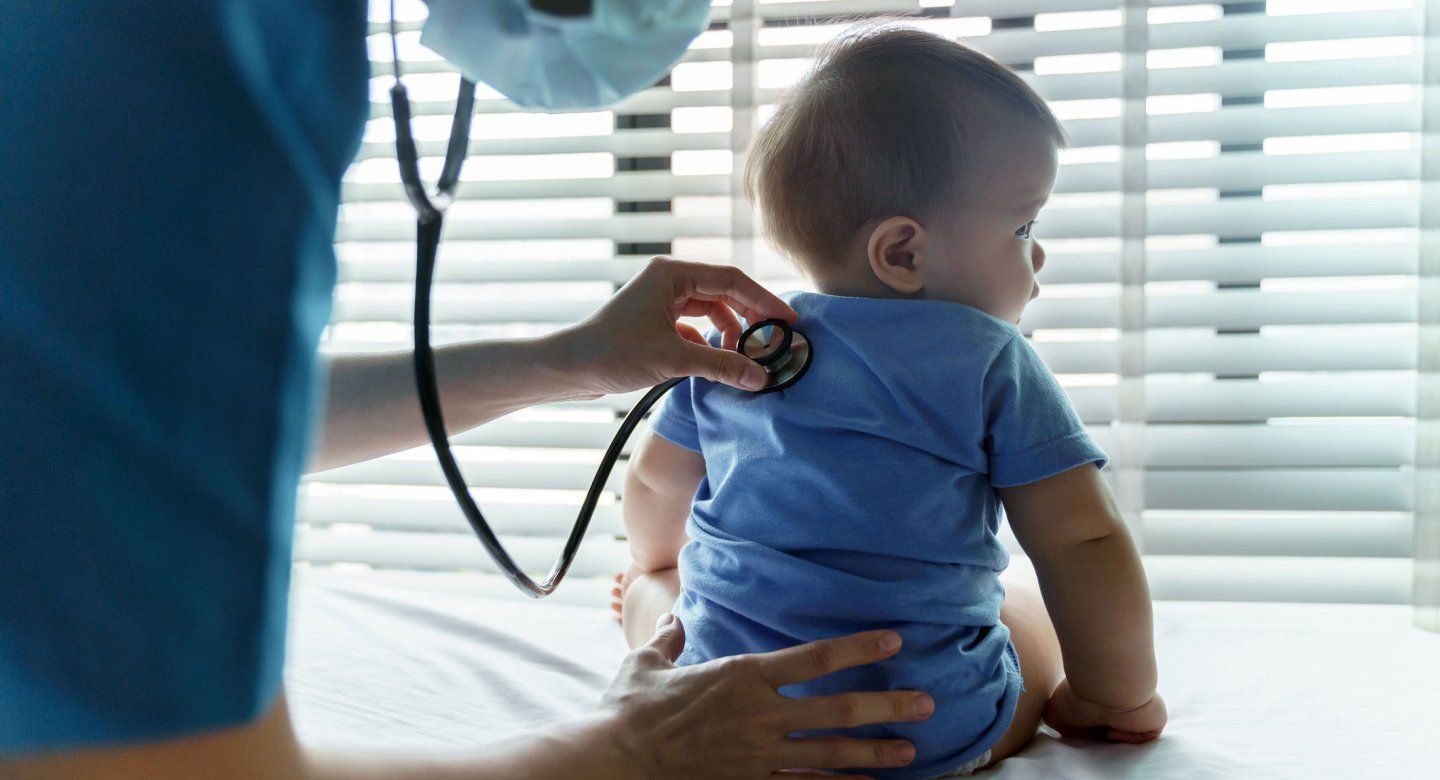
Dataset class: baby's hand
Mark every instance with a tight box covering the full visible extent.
[1042,679,1167,744]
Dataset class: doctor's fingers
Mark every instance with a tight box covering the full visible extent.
[675,297,743,350]
[754,630,904,688]
[675,321,711,346]
[678,340,768,392]
[782,690,935,732]
[653,256,798,326]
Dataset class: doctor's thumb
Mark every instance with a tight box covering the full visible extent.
[647,612,686,662]
[684,342,767,392]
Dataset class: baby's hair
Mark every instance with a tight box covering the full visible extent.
[743,21,1067,273]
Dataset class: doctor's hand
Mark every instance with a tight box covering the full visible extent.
[593,615,932,779]
[557,256,798,397]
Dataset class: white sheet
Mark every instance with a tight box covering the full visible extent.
[286,569,1439,778]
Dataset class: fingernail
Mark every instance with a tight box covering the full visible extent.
[877,632,901,654]
[742,367,766,391]
[893,744,916,764]
[655,613,675,629]
[912,696,934,717]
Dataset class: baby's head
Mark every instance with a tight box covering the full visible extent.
[745,23,1065,324]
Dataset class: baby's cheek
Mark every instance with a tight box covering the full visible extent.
[1011,262,1037,302]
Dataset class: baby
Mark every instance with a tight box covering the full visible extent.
[615,24,1166,779]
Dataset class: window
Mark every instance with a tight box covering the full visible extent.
[298,0,1439,613]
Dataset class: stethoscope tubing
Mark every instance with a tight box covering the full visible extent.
[413,210,682,595]
[391,3,807,596]
[391,24,687,596]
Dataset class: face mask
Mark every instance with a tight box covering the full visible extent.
[420,0,712,111]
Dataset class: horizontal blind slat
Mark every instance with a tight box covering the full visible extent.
[1038,244,1418,286]
[1086,423,1413,468]
[320,335,1417,375]
[339,243,1418,287]
[333,197,1419,243]
[331,295,598,324]
[1035,196,1419,240]
[1138,514,1413,559]
[1035,333,1416,374]
[295,528,629,577]
[371,56,1421,119]
[1058,150,1420,193]
[355,130,732,162]
[1135,555,1412,604]
[1147,103,1420,146]
[338,257,645,284]
[1109,380,1416,422]
[346,147,1420,201]
[306,418,1412,467]
[357,107,1422,170]
[298,493,624,537]
[329,288,1418,329]
[529,380,1414,423]
[336,214,728,242]
[369,8,1420,73]
[731,9,1420,64]
[1022,289,1415,331]
[305,457,620,492]
[996,512,1412,558]
[1145,468,1412,512]
[307,458,1411,512]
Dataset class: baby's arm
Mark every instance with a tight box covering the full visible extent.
[623,430,705,573]
[619,431,704,647]
[999,465,1162,719]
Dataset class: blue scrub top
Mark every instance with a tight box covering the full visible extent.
[0,1,369,753]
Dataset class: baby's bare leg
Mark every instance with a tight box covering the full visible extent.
[620,567,681,649]
[982,568,1064,768]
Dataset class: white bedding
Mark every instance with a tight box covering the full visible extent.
[286,569,1439,779]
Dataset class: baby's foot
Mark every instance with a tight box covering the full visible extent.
[611,563,646,626]
[609,571,625,625]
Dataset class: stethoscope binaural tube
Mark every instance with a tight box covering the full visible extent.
[389,4,813,597]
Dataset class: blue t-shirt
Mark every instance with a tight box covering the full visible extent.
[649,291,1108,779]
[0,1,368,753]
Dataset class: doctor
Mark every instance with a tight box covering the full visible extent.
[0,1,934,777]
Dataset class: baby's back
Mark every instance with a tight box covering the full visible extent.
[648,291,1103,778]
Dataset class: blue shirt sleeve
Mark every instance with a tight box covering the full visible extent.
[981,333,1108,488]
[0,2,367,755]
[649,377,703,453]
[647,327,723,454]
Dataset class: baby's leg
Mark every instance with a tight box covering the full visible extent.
[620,567,681,649]
[982,568,1064,768]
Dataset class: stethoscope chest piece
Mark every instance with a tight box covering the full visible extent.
[739,319,813,393]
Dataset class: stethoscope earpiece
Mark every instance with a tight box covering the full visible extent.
[738,319,814,394]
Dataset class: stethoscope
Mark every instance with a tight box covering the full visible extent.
[387,9,813,598]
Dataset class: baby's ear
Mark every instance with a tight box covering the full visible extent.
[866,216,926,295]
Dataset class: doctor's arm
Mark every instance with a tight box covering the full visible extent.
[3,257,935,778]
[308,257,780,473]
[7,645,932,780]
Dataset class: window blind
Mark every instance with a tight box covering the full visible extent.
[297,0,1433,608]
